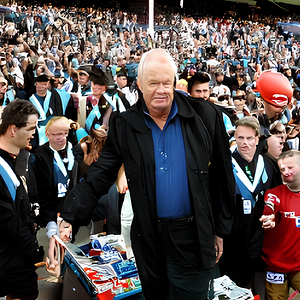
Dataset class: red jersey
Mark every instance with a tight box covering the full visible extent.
[263,184,300,273]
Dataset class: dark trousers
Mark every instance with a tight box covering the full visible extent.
[157,219,218,300]
[0,266,38,300]
[219,227,266,299]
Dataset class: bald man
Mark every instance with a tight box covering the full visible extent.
[61,49,234,300]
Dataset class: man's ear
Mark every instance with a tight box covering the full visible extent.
[255,136,259,146]
[10,124,17,137]
[136,77,141,91]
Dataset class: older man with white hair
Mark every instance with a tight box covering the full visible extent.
[61,49,235,300]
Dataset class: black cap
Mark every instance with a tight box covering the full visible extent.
[77,64,92,75]
[89,65,108,86]
[36,74,50,82]
[116,67,127,77]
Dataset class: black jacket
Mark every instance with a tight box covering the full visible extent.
[30,142,78,227]
[219,150,282,287]
[0,149,43,298]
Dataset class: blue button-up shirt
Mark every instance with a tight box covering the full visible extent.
[144,100,192,218]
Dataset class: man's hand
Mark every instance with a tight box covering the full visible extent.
[46,236,59,270]
[116,164,128,194]
[215,235,223,263]
[260,214,275,229]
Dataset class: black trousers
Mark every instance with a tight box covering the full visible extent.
[157,219,218,300]
[0,266,38,299]
[219,226,266,299]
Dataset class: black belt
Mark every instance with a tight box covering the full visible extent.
[158,216,194,223]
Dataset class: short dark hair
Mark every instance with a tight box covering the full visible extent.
[215,71,224,77]
[188,72,210,93]
[0,99,39,136]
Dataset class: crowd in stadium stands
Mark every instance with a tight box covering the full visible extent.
[1,2,300,300]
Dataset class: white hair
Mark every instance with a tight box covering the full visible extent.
[137,49,177,81]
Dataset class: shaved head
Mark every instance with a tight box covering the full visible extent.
[137,49,176,88]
